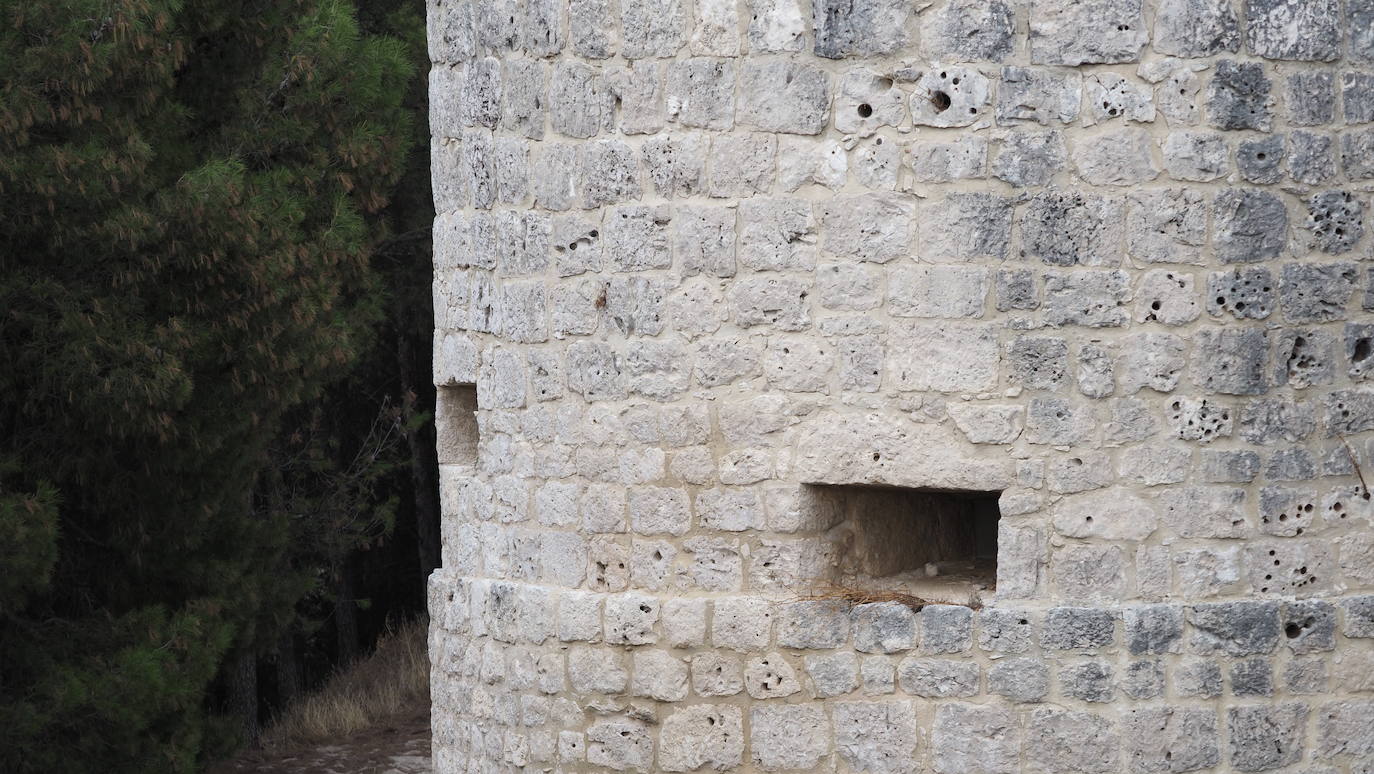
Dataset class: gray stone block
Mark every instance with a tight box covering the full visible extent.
[812,0,911,58]
[924,0,1015,62]
[1245,0,1340,61]
[1343,595,1374,637]
[1229,703,1308,771]
[1021,191,1124,266]
[1342,128,1374,179]
[1324,389,1374,435]
[1236,135,1285,184]
[1121,659,1165,699]
[1023,708,1119,772]
[1029,0,1147,64]
[1042,607,1116,649]
[738,60,829,135]
[920,605,973,654]
[1288,70,1336,125]
[997,67,1081,125]
[1201,449,1261,482]
[1305,191,1365,254]
[1153,0,1240,57]
[1230,658,1274,696]
[1290,130,1337,184]
[1214,265,1275,318]
[988,657,1049,703]
[1121,707,1220,772]
[853,602,916,654]
[1282,600,1336,652]
[1273,328,1336,388]
[1213,189,1287,264]
[1240,397,1313,444]
[1176,658,1223,697]
[1191,328,1269,395]
[896,657,979,698]
[1189,601,1281,656]
[977,609,1032,653]
[1043,270,1131,327]
[1280,261,1358,322]
[991,130,1068,186]
[1124,605,1184,655]
[664,59,735,130]
[931,703,1018,774]
[1008,337,1068,390]
[996,269,1039,311]
[1208,59,1272,130]
[1060,660,1114,702]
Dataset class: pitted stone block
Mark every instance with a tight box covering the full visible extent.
[909,65,991,127]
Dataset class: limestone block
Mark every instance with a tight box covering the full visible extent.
[924,0,1015,62]
[1207,267,1275,320]
[659,706,744,772]
[1084,73,1156,125]
[691,651,744,695]
[888,265,989,318]
[836,69,905,136]
[1029,0,1146,64]
[977,609,1033,653]
[630,649,689,701]
[1228,703,1308,771]
[907,137,982,184]
[1304,192,1364,254]
[750,704,830,770]
[987,657,1048,702]
[587,718,655,771]
[832,701,920,774]
[997,67,1081,125]
[1245,0,1340,61]
[909,65,990,127]
[748,0,805,52]
[665,59,735,130]
[1236,135,1284,183]
[1121,707,1220,773]
[805,651,859,697]
[1060,660,1114,702]
[991,130,1067,186]
[1208,59,1273,130]
[931,703,1018,774]
[1073,128,1159,185]
[1162,131,1229,181]
[917,192,1012,262]
[1152,0,1239,57]
[812,0,911,58]
[738,60,830,134]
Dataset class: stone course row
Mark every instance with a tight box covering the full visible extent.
[428,0,1374,64]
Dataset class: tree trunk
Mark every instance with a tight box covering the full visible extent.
[334,563,359,666]
[275,631,301,712]
[226,648,259,746]
[397,322,442,580]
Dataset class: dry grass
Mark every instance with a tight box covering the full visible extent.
[796,581,984,611]
[262,618,430,750]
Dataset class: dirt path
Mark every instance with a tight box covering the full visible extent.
[209,707,431,774]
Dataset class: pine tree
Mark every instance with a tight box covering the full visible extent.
[0,1,414,770]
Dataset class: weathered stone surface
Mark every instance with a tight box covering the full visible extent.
[1029,0,1146,65]
[931,703,1018,774]
[1228,703,1308,771]
[1245,0,1340,61]
[813,0,911,58]
[1153,0,1239,57]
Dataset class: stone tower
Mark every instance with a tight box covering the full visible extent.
[427,0,1374,769]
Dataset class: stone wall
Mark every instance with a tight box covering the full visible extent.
[426,0,1374,770]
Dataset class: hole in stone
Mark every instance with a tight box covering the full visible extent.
[804,484,1001,598]
[930,90,952,112]
[857,103,873,118]
[436,384,480,467]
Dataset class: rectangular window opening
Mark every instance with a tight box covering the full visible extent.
[810,484,1001,602]
[435,384,479,467]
